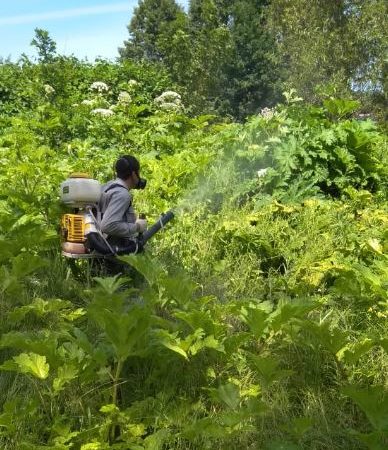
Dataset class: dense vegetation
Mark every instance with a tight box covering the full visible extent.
[0,11,387,450]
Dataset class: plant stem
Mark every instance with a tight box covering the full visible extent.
[112,358,123,408]
[109,358,124,443]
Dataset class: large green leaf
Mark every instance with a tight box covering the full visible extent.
[342,385,388,432]
[209,383,240,410]
[13,353,49,379]
[301,320,348,355]
[88,303,151,361]
[241,306,268,338]
[248,354,294,387]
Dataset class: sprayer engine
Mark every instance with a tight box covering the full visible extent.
[60,173,100,257]
[60,172,175,258]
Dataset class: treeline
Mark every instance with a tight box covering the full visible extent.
[0,1,386,122]
[119,0,387,120]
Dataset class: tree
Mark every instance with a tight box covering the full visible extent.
[119,0,184,61]
[120,0,281,118]
[220,0,281,118]
[30,28,57,63]
[184,0,280,118]
[267,0,388,103]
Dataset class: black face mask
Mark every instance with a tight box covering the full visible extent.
[135,178,147,190]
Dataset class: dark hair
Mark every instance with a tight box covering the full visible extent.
[115,155,140,180]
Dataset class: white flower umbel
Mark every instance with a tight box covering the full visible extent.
[90,81,109,93]
[44,84,55,95]
[127,79,138,87]
[81,99,95,106]
[118,91,131,104]
[260,107,274,120]
[155,90,181,104]
[91,108,114,117]
[257,168,269,178]
[159,102,182,112]
[154,91,183,111]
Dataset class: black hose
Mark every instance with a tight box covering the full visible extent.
[140,210,175,245]
[85,209,175,255]
[85,232,140,255]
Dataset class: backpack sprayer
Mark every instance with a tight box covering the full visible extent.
[60,173,174,259]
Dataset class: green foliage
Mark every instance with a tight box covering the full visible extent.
[119,0,184,61]
[120,0,280,119]
[267,0,388,112]
[0,35,387,449]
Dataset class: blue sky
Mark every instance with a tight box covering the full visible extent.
[0,0,188,61]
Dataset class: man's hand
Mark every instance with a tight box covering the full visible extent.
[135,218,147,233]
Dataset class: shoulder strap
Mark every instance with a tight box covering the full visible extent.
[104,183,128,194]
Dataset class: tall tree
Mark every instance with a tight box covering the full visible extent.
[185,0,280,118]
[119,0,183,61]
[221,0,281,118]
[31,28,57,63]
[120,0,281,118]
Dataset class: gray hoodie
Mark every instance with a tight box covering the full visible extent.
[99,178,138,238]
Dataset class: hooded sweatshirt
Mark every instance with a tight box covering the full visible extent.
[99,178,138,239]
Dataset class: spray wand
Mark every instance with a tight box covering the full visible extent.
[86,209,175,256]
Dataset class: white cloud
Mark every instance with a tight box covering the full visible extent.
[0,2,133,26]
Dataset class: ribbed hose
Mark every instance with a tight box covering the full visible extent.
[86,233,139,255]
[86,209,175,256]
[140,210,175,245]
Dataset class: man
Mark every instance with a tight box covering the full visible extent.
[99,155,147,254]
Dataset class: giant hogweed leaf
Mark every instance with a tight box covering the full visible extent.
[208,383,240,410]
[342,385,388,432]
[0,266,20,295]
[189,334,225,356]
[240,306,269,338]
[92,274,130,295]
[318,128,337,146]
[323,98,360,118]
[248,354,294,387]
[0,331,59,364]
[53,364,78,392]
[88,303,151,360]
[301,320,348,355]
[337,338,375,364]
[143,428,170,450]
[365,238,384,255]
[223,332,251,354]
[11,254,47,278]
[1,353,50,379]
[158,273,197,306]
[152,329,188,360]
[334,146,356,168]
[9,298,73,323]
[174,310,222,337]
[269,300,318,332]
[119,254,164,286]
[353,262,388,300]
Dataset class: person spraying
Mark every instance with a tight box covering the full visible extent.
[60,155,174,261]
[99,155,148,248]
